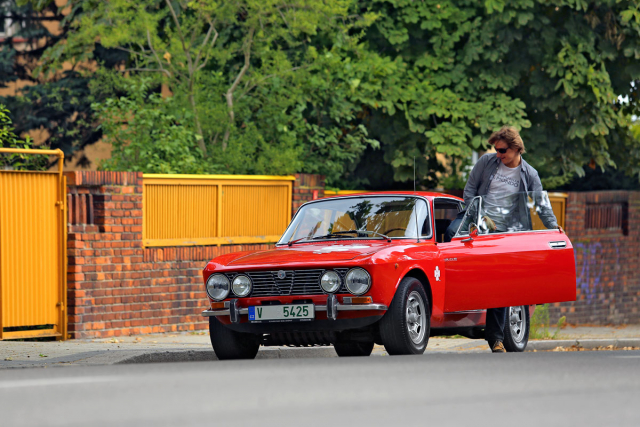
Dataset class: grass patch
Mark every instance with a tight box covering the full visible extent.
[530,304,566,340]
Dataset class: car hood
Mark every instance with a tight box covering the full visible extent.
[227,242,388,266]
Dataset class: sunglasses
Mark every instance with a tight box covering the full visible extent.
[496,148,509,154]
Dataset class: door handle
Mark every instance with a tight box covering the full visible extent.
[548,241,566,249]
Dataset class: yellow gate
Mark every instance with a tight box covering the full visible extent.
[0,148,67,340]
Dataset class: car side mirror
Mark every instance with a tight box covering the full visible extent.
[462,223,478,243]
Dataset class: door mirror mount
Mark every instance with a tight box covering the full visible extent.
[461,223,478,242]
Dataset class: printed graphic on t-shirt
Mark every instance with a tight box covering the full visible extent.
[493,170,520,188]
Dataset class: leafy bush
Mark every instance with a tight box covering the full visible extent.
[94,80,209,174]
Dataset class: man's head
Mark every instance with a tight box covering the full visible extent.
[488,126,524,168]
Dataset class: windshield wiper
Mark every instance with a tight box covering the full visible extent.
[312,230,391,242]
[359,230,392,242]
[312,231,357,240]
[288,237,309,247]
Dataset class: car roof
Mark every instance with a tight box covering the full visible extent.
[320,191,463,202]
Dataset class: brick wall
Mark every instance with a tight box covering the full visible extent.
[292,173,325,217]
[65,171,272,339]
[550,191,640,325]
[65,172,640,336]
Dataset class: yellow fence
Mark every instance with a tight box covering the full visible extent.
[0,148,67,340]
[143,174,294,247]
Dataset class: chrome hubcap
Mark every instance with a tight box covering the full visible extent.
[509,306,526,343]
[406,291,426,344]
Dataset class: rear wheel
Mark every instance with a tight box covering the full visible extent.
[333,341,374,357]
[503,305,529,352]
[379,277,430,355]
[209,317,260,360]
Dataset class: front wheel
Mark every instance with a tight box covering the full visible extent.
[379,277,430,355]
[503,305,529,352]
[209,317,260,360]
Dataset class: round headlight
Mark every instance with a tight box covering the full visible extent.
[345,268,371,295]
[320,270,341,293]
[232,275,252,297]
[206,274,230,301]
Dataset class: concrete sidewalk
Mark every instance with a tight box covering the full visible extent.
[1,325,639,369]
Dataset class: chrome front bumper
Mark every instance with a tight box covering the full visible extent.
[202,296,387,323]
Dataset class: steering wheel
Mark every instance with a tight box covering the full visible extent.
[382,227,406,235]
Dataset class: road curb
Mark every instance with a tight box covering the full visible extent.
[527,338,640,351]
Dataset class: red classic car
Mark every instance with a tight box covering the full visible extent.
[202,192,576,359]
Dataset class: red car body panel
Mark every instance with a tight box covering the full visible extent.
[202,192,576,333]
[440,231,576,312]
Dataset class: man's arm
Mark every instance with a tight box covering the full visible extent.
[463,156,486,206]
[529,170,559,229]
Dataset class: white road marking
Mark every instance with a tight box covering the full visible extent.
[0,377,118,389]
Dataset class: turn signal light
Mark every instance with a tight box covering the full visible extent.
[210,302,226,310]
[348,296,372,304]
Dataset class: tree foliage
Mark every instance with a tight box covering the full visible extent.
[0,104,48,170]
[94,79,207,174]
[354,0,640,188]
[7,0,640,189]
[1,1,127,166]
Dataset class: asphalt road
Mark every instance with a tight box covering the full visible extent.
[1,351,639,427]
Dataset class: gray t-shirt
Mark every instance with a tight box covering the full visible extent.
[483,163,521,232]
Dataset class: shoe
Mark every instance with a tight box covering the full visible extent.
[491,341,506,353]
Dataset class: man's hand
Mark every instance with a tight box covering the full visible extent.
[482,215,496,232]
[557,225,563,233]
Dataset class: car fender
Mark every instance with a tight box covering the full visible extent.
[395,261,445,325]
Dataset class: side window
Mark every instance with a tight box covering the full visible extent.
[416,199,431,237]
[455,197,480,237]
[433,199,463,243]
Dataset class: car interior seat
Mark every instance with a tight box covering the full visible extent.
[435,219,452,243]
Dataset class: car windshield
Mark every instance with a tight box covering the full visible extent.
[278,196,428,244]
[455,191,557,236]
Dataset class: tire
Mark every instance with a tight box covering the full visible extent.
[379,277,431,355]
[209,317,260,360]
[503,305,529,352]
[334,341,375,357]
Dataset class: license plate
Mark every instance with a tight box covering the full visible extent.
[248,304,315,323]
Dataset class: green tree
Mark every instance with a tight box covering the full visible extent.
[1,1,127,165]
[93,79,207,174]
[352,0,640,189]
[35,0,352,152]
[0,104,48,170]
[17,0,640,189]
[29,0,381,182]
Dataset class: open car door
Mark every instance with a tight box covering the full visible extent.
[438,193,576,312]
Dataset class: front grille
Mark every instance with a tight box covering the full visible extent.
[224,268,349,297]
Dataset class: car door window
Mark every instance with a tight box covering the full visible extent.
[433,199,463,243]
[454,197,480,237]
[478,191,556,234]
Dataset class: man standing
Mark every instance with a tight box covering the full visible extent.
[454,126,559,352]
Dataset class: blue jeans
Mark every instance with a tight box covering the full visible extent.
[485,307,507,344]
